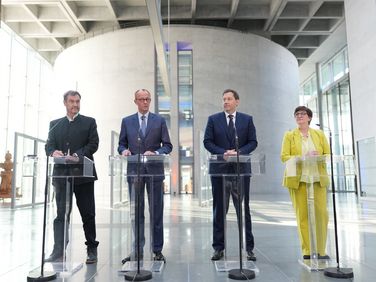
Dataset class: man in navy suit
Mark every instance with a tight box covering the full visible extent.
[118,89,172,263]
[204,89,258,261]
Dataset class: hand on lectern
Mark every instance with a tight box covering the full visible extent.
[65,154,79,163]
[223,149,236,161]
[306,150,319,156]
[51,150,64,157]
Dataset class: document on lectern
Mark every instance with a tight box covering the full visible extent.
[53,155,80,164]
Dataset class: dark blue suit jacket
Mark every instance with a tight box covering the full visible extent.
[118,112,172,180]
[203,112,258,174]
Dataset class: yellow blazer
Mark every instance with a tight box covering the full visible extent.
[280,128,330,189]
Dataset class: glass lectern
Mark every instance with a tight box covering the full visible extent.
[45,156,94,277]
[208,153,265,275]
[285,155,332,271]
[109,154,170,274]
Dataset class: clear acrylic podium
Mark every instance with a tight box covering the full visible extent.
[285,155,333,271]
[44,156,94,277]
[109,154,170,275]
[207,153,265,276]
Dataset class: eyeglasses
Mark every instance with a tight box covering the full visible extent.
[136,98,151,102]
[294,111,308,117]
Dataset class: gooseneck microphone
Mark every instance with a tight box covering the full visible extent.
[28,117,66,281]
[316,123,354,278]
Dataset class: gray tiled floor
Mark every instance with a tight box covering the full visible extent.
[1,192,375,281]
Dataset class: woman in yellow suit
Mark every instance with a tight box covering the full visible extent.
[281,106,330,260]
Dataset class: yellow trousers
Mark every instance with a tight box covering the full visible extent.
[289,182,328,256]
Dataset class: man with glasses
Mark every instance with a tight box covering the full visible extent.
[118,89,172,263]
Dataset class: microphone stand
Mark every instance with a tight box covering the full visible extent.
[228,129,255,280]
[27,155,57,281]
[28,119,66,281]
[124,132,152,281]
[323,128,354,278]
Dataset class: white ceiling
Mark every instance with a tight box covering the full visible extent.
[1,0,345,64]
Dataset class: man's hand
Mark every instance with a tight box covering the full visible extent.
[143,151,156,156]
[51,150,64,157]
[223,149,237,160]
[122,149,131,156]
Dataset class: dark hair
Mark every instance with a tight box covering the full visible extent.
[294,106,312,117]
[63,90,81,101]
[294,106,313,124]
[222,89,239,100]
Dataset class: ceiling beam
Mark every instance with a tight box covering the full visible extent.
[145,0,171,97]
[59,0,87,34]
[103,0,120,28]
[191,0,196,24]
[22,4,64,49]
[287,1,323,48]
[227,0,239,27]
[264,0,287,31]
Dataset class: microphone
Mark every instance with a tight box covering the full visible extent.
[232,118,239,152]
[233,122,238,140]
[45,118,65,156]
[66,142,70,156]
[316,123,332,136]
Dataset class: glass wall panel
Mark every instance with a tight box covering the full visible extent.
[321,79,355,192]
[333,52,345,81]
[178,46,193,194]
[0,22,54,204]
[300,47,355,193]
[321,63,332,89]
[25,52,41,136]
[300,74,317,105]
[156,46,171,193]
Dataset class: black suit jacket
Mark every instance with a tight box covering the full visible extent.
[45,114,99,184]
[203,111,258,175]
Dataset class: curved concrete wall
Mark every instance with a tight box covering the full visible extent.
[53,25,299,202]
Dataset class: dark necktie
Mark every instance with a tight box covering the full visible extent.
[228,114,235,144]
[140,115,146,136]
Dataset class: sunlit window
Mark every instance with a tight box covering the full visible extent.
[0,22,53,156]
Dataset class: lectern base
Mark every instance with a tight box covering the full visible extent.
[324,267,354,279]
[27,270,57,282]
[124,270,152,281]
[228,269,255,280]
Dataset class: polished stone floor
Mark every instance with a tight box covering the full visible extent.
[1,192,375,281]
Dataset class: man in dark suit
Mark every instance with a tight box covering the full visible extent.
[45,90,99,264]
[203,89,258,261]
[118,89,172,263]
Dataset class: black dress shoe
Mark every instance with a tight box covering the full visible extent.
[154,252,166,263]
[45,252,64,263]
[121,253,143,264]
[211,250,224,261]
[247,251,256,261]
[303,255,310,260]
[86,246,97,264]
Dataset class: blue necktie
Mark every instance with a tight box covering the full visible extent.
[140,115,146,136]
